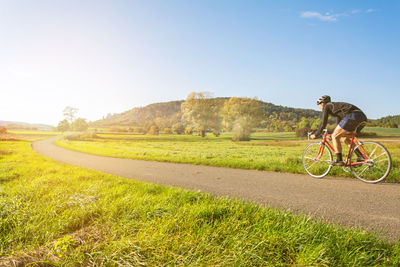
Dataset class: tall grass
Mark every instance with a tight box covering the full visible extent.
[1,141,399,265]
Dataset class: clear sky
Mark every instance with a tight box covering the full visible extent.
[1,0,399,125]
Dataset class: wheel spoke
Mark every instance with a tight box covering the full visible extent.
[303,156,316,160]
[374,158,389,164]
[358,165,369,175]
[372,152,386,160]
[369,146,378,158]
[305,160,318,169]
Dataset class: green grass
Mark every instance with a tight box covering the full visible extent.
[56,132,400,182]
[1,141,400,266]
[364,127,400,136]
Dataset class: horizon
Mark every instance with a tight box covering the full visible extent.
[1,0,399,125]
[1,96,398,128]
[1,96,321,127]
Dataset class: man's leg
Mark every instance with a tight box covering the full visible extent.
[332,125,352,164]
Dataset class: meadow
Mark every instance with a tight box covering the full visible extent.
[1,130,59,141]
[364,127,400,136]
[56,130,400,182]
[1,139,400,266]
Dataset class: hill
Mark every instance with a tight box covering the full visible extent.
[91,98,321,130]
[0,120,54,131]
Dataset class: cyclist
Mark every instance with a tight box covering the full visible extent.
[310,95,368,166]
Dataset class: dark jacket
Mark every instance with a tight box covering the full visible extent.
[314,102,363,136]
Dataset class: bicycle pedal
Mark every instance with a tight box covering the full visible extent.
[331,161,345,166]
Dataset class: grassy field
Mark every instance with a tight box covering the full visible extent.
[1,130,59,141]
[56,131,400,182]
[8,130,60,135]
[1,140,400,266]
[364,127,400,136]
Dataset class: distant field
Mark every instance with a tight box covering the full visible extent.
[0,130,59,141]
[1,140,400,265]
[56,131,400,182]
[364,127,400,136]
[8,130,60,135]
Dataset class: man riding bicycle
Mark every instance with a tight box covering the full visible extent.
[310,95,368,166]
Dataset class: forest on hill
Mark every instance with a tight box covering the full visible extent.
[90,97,321,134]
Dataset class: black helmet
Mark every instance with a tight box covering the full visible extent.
[317,95,331,105]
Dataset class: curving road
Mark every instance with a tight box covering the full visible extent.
[32,138,400,241]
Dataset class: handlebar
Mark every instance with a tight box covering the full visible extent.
[307,129,328,140]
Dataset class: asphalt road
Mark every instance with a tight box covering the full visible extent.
[32,138,400,241]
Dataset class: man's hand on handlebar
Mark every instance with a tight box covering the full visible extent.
[307,132,316,140]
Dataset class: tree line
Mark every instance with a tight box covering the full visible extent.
[369,115,400,128]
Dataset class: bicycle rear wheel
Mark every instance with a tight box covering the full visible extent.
[350,141,392,183]
[302,143,333,178]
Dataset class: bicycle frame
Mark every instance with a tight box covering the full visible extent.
[314,129,369,167]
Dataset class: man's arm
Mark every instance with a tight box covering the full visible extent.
[313,103,331,137]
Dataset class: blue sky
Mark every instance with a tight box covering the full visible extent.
[1,0,399,125]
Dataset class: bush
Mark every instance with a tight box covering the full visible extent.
[147,126,159,135]
[295,127,311,138]
[71,118,89,132]
[232,124,251,141]
[57,119,70,132]
[185,126,193,135]
[172,123,185,134]
[133,127,146,134]
[212,129,220,137]
[110,127,128,133]
[65,132,99,141]
[0,126,7,134]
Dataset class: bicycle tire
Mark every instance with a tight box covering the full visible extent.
[350,141,392,183]
[302,142,333,178]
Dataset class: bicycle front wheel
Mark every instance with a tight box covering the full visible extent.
[350,141,392,183]
[302,143,333,178]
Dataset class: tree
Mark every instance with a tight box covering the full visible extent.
[144,121,156,133]
[223,97,263,141]
[181,92,222,137]
[57,119,70,132]
[284,125,292,132]
[63,106,79,124]
[295,117,312,137]
[71,118,88,131]
[147,125,159,135]
[311,117,321,129]
[0,126,7,134]
[172,122,185,134]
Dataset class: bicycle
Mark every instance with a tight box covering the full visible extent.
[302,124,392,183]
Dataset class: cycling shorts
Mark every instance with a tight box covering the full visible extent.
[339,111,367,132]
